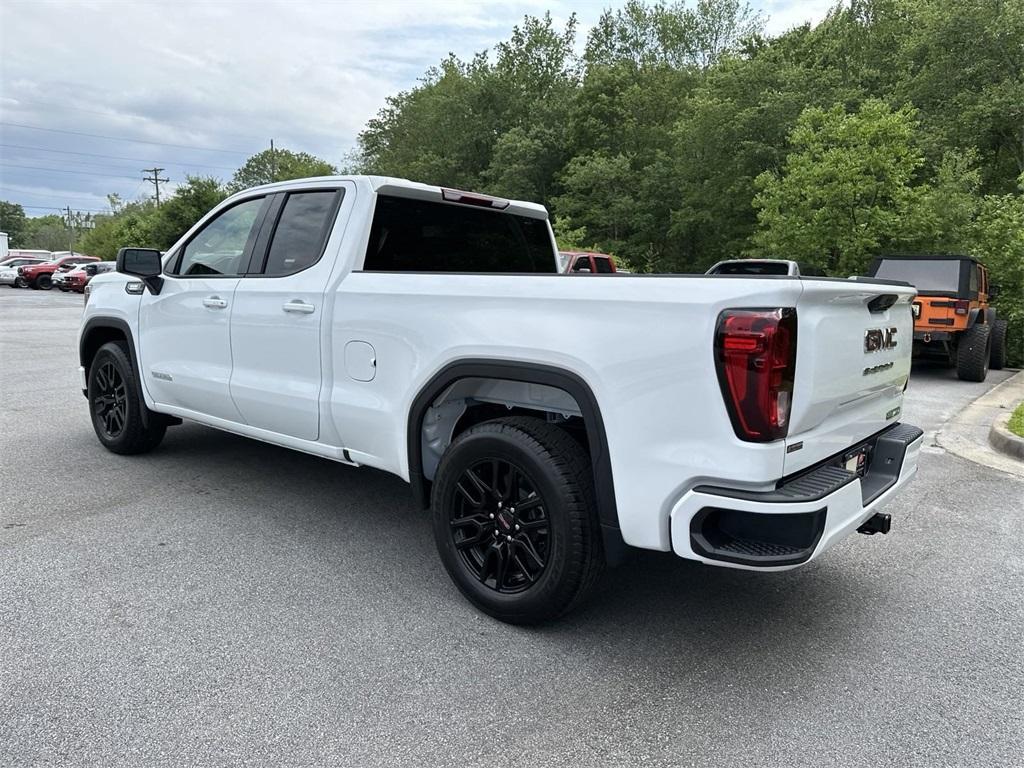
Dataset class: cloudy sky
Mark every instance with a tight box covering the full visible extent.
[0,0,832,218]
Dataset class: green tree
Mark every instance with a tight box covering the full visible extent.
[229,148,336,192]
[148,176,228,248]
[22,214,75,252]
[969,178,1024,366]
[0,201,28,247]
[77,201,158,261]
[750,100,923,275]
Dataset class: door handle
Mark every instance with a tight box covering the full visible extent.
[203,296,228,309]
[282,300,316,314]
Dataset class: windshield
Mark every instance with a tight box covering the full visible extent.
[872,259,962,292]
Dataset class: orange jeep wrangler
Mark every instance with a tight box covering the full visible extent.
[868,254,1009,382]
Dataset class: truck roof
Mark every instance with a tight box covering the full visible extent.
[232,175,549,220]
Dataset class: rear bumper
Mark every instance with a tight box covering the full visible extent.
[669,423,923,570]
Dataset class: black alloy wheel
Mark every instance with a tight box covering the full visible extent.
[92,359,128,439]
[431,416,604,624]
[450,458,550,593]
[87,341,167,454]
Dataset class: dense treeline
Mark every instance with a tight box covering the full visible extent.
[357,0,1023,360]
[2,0,1020,361]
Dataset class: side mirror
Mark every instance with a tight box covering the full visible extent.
[116,247,163,294]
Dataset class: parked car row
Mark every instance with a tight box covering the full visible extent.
[1,252,102,291]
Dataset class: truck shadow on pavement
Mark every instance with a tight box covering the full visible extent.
[147,422,874,672]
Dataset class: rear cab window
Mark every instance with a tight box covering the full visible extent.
[259,190,342,276]
[362,195,556,273]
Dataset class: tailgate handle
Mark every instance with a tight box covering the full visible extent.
[867,294,899,313]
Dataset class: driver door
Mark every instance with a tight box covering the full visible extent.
[138,195,269,422]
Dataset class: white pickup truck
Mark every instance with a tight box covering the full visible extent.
[79,175,923,623]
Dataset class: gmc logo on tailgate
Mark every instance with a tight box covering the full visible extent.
[864,327,898,353]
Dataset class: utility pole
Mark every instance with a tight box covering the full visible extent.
[65,205,74,251]
[270,139,277,182]
[141,167,170,206]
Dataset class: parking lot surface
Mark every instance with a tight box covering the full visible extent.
[2,289,1023,767]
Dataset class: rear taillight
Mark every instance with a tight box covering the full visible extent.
[714,308,797,442]
[954,300,969,315]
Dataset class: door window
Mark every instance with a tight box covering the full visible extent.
[593,257,613,273]
[173,197,265,277]
[572,257,593,272]
[261,191,341,276]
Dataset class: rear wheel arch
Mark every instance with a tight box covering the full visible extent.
[407,360,620,538]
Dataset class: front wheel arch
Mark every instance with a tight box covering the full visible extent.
[80,318,152,428]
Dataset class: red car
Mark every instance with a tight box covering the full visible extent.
[18,253,99,290]
[58,261,115,293]
[558,250,617,274]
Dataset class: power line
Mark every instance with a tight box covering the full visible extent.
[0,143,237,172]
[22,204,110,213]
[0,186,123,204]
[0,162,140,180]
[0,121,252,155]
[0,98,269,144]
[142,167,170,206]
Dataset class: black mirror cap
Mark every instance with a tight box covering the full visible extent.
[116,247,162,278]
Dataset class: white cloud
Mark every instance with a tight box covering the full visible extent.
[0,0,830,214]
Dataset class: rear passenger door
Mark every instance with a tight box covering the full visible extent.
[228,186,347,441]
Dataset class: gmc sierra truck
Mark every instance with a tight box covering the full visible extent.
[79,175,924,624]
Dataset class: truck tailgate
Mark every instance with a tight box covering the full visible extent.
[784,280,916,475]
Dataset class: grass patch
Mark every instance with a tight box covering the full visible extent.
[1009,402,1024,438]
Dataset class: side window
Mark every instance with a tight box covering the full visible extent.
[261,191,340,277]
[572,257,592,272]
[362,195,557,273]
[173,197,264,277]
[969,264,979,294]
[593,257,613,273]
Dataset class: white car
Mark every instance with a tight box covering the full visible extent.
[0,255,51,287]
[79,175,923,623]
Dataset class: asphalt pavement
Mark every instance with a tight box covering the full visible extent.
[2,288,1023,768]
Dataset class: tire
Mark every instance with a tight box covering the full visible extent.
[956,323,991,382]
[990,318,1008,370]
[34,274,52,290]
[88,341,166,454]
[13,277,27,288]
[431,416,604,624]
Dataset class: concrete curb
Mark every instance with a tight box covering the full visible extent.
[989,410,1024,461]
[935,369,1024,478]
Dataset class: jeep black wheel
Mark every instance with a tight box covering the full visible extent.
[432,416,603,624]
[956,323,991,382]
[13,276,27,288]
[990,318,1008,370]
[88,341,166,454]
[35,274,52,290]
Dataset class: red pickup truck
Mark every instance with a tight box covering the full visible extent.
[558,251,618,274]
[18,253,99,290]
